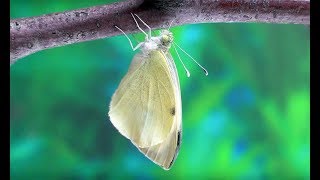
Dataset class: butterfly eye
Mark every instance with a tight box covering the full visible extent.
[161,34,173,46]
[162,35,169,43]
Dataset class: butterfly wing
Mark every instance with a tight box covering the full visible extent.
[109,50,181,154]
[137,52,182,170]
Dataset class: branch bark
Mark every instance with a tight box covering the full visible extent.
[10,0,310,65]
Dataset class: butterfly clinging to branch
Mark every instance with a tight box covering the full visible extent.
[108,13,207,170]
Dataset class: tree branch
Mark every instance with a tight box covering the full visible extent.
[10,0,310,65]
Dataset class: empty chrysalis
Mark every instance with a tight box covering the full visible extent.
[108,13,207,170]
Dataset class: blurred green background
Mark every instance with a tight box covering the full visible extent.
[10,0,310,179]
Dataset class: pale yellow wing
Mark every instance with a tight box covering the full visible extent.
[109,50,179,149]
[137,52,182,170]
[138,114,181,170]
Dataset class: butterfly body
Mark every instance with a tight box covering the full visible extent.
[140,30,173,53]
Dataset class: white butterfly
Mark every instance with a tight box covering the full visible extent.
[108,13,207,170]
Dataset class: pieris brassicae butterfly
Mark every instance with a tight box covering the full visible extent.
[108,13,207,170]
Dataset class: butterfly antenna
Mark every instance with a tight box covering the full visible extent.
[173,44,190,77]
[173,42,208,76]
[130,13,148,39]
[132,13,152,39]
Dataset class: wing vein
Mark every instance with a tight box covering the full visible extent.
[139,78,151,145]
[154,78,164,161]
[110,69,141,112]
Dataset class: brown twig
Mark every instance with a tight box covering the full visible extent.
[10,0,310,65]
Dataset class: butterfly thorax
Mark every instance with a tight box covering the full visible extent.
[141,30,173,54]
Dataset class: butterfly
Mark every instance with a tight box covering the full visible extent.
[108,13,207,170]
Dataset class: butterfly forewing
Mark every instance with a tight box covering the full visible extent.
[109,51,180,150]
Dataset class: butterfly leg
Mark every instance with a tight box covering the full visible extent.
[132,13,152,39]
[130,13,149,40]
[115,25,143,51]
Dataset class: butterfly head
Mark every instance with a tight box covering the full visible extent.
[160,30,173,48]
